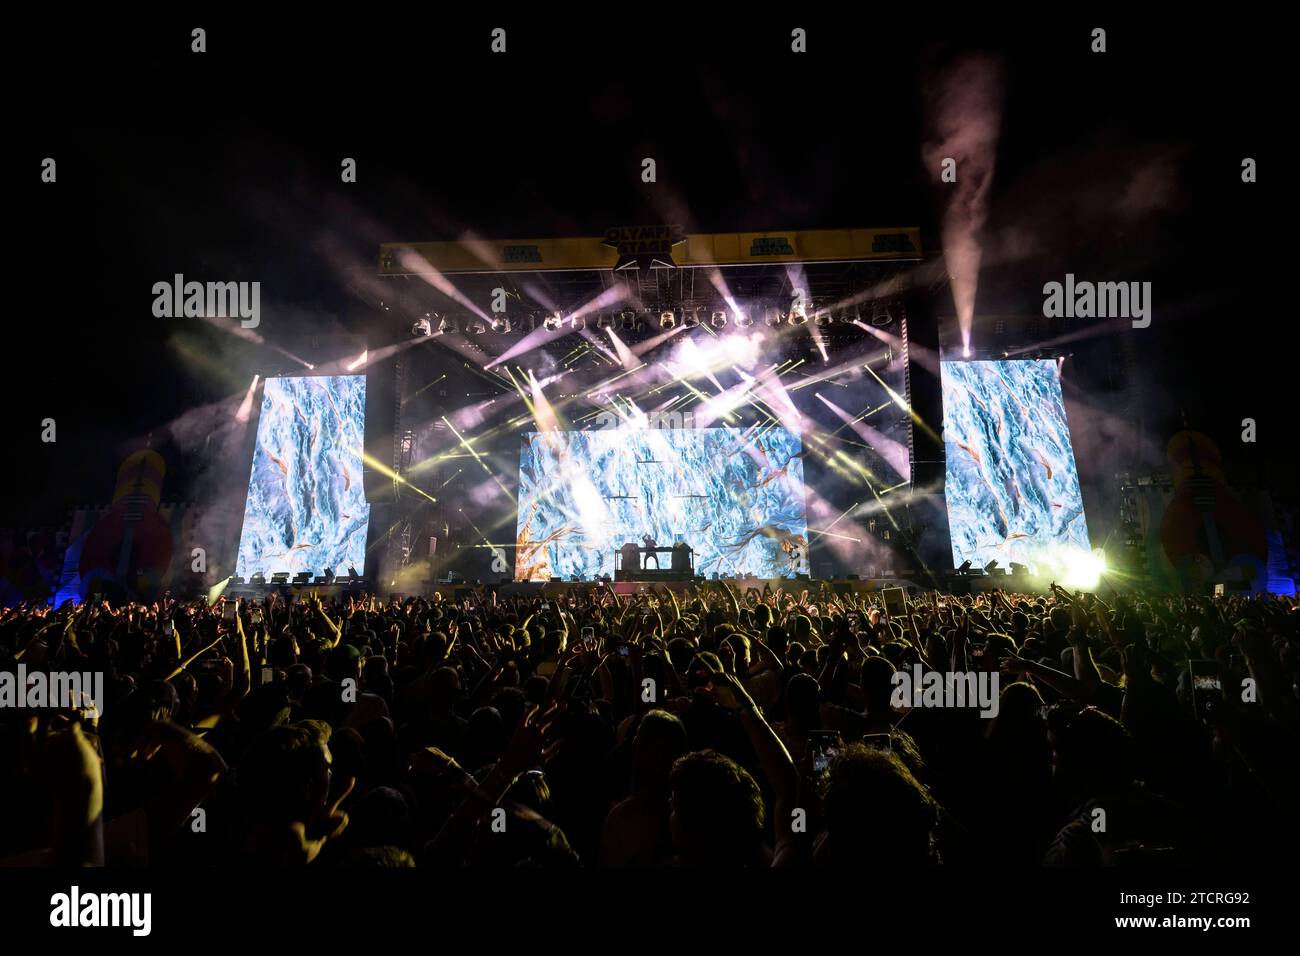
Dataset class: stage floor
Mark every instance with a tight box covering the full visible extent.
[220,573,1043,603]
[221,576,922,601]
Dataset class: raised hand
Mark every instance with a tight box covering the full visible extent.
[1000,654,1031,678]
[718,641,737,674]
[296,774,355,864]
[1069,601,1090,630]
[695,670,757,714]
[500,702,564,774]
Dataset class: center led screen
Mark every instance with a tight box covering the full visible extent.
[515,426,808,581]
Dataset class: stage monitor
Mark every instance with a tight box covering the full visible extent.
[235,375,371,579]
[515,425,808,581]
[940,359,1090,574]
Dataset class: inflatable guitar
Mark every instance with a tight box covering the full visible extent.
[78,448,174,602]
[1158,430,1266,592]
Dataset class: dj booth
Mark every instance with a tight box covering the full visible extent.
[613,542,695,582]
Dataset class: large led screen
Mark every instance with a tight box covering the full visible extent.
[941,359,1090,571]
[235,375,371,578]
[515,426,808,581]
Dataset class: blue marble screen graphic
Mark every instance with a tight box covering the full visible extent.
[515,427,808,581]
[941,360,1089,570]
[235,375,371,578]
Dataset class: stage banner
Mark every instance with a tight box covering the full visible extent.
[380,227,922,274]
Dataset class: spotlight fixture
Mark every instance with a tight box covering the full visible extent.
[543,313,563,332]
[596,314,615,330]
[871,302,895,327]
[983,559,999,573]
[437,315,457,335]
[735,311,753,327]
[710,310,728,329]
[323,567,335,583]
[411,316,433,337]
[660,310,676,330]
[347,565,359,579]
[814,310,832,327]
[789,290,808,326]
[490,316,512,333]
[683,309,701,328]
[764,308,783,327]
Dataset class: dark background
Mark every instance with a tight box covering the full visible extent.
[9,12,1289,540]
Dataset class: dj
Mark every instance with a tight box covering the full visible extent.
[642,533,659,568]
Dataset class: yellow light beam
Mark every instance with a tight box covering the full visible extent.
[440,416,516,503]
[360,451,438,504]
[405,373,448,402]
[862,363,941,444]
[824,500,861,533]
[807,529,862,542]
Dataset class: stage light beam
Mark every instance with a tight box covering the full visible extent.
[235,375,261,424]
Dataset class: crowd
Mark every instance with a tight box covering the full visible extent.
[1,580,1297,867]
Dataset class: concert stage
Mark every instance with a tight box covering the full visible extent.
[214,230,1110,606]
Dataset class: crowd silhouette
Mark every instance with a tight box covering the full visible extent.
[2,581,1296,867]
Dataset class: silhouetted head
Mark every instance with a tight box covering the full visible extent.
[632,709,688,795]
[860,657,899,715]
[240,722,333,824]
[821,744,938,865]
[784,673,821,727]
[1047,705,1138,796]
[669,750,765,866]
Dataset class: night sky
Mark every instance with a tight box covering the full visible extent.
[9,13,1288,531]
